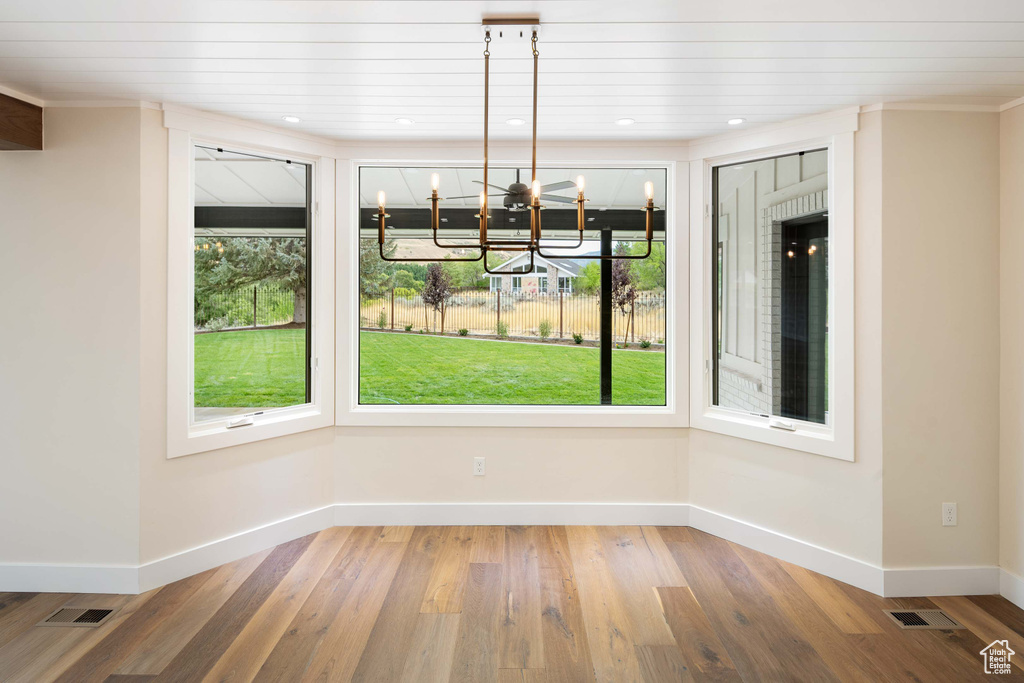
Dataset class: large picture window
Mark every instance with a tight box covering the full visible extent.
[191,145,313,423]
[356,165,668,407]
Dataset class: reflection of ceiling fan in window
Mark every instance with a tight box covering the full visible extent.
[447,169,576,211]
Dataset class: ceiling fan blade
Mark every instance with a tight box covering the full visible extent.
[539,194,576,204]
[539,180,577,192]
[445,193,505,199]
[471,180,512,192]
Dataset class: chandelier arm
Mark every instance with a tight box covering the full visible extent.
[377,206,483,262]
[482,247,536,275]
[378,240,484,263]
[561,239,652,261]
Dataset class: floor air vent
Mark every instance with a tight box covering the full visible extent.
[37,607,116,628]
[884,609,964,630]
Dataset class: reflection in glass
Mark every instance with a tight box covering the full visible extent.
[712,149,829,424]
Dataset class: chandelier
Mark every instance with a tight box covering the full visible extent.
[375,18,657,274]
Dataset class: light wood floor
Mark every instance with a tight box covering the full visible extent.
[0,526,1022,682]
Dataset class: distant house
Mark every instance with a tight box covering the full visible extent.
[486,253,582,295]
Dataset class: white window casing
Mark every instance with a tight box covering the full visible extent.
[337,156,688,429]
[164,111,336,458]
[688,111,856,461]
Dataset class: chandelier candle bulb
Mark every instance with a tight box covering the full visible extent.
[644,181,654,201]
[377,191,386,212]
[431,173,440,192]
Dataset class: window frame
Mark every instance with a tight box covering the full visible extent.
[689,126,855,461]
[338,157,687,429]
[165,118,335,459]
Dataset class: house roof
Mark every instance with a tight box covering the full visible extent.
[489,252,582,277]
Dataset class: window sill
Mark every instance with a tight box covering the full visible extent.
[168,406,333,458]
[338,404,686,429]
[691,406,852,461]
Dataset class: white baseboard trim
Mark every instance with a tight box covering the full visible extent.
[333,502,689,527]
[0,563,140,595]
[0,502,1013,600]
[1001,569,1024,610]
[138,505,336,593]
[884,566,1001,598]
[686,505,884,595]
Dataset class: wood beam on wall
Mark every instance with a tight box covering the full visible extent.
[0,93,42,150]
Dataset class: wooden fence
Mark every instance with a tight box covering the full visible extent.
[359,289,666,343]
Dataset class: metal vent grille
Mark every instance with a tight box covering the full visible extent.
[884,609,964,630]
[38,606,115,628]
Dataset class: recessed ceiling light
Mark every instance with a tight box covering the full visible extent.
[615,118,636,126]
[395,117,415,125]
[506,118,526,126]
[281,115,301,123]
[727,118,746,125]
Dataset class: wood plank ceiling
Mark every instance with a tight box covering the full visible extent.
[2,0,1024,141]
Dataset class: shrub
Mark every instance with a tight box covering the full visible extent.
[572,332,584,344]
[458,328,469,336]
[496,320,509,338]
[420,328,427,334]
[538,319,552,340]
[404,324,413,331]
[376,309,387,329]
[640,339,652,349]
[656,338,664,344]
[205,316,230,332]
[394,287,419,299]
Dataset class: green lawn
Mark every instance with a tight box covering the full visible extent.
[194,329,666,408]
[359,331,665,406]
[194,329,306,407]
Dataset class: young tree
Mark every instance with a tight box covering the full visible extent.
[612,244,638,343]
[393,269,422,292]
[421,263,454,334]
[576,262,601,295]
[628,241,666,291]
[195,237,309,322]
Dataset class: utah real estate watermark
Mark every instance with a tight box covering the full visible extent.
[980,640,1015,675]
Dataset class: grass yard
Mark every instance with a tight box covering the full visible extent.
[359,331,665,406]
[194,329,666,408]
[194,329,307,407]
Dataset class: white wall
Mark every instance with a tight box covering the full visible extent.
[0,108,142,567]
[1000,104,1024,582]
[335,427,687,505]
[0,106,1013,596]
[136,109,336,565]
[687,112,885,567]
[880,111,1001,569]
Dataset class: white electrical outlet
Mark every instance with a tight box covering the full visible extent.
[942,502,957,527]
[473,457,486,476]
